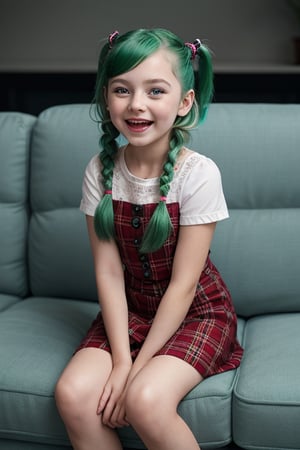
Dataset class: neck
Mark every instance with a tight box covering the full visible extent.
[125,144,169,179]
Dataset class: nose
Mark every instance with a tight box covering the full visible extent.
[128,91,146,112]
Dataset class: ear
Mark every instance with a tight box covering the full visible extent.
[177,89,195,117]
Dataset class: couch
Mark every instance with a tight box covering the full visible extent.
[0,103,299,450]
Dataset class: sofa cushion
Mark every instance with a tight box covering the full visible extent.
[29,105,99,300]
[29,208,97,300]
[195,104,300,318]
[0,440,71,450]
[0,112,36,299]
[0,294,20,312]
[211,209,300,317]
[233,313,300,449]
[191,104,300,210]
[0,297,98,445]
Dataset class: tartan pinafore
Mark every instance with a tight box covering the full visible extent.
[77,198,243,378]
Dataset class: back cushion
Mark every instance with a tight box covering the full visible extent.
[191,104,300,317]
[0,113,36,298]
[29,105,99,300]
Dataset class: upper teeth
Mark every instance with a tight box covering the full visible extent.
[129,120,148,124]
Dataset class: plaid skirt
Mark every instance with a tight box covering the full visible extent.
[77,260,243,377]
[76,201,243,377]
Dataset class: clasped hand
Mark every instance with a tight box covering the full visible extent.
[97,362,132,429]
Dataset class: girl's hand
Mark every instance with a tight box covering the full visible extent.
[107,385,129,428]
[105,362,145,428]
[97,361,132,428]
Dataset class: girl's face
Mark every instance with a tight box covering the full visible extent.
[106,49,194,153]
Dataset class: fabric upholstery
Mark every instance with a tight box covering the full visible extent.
[0,112,36,298]
[233,313,300,449]
[29,105,98,300]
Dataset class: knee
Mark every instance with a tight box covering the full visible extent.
[125,379,166,430]
[55,371,89,421]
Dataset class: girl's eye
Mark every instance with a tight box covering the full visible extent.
[150,88,164,96]
[114,87,129,95]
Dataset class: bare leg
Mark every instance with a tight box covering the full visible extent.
[125,355,203,450]
[55,348,122,450]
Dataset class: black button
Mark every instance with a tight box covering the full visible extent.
[131,217,141,228]
[144,270,151,278]
[133,238,140,246]
[132,204,143,215]
[142,262,150,270]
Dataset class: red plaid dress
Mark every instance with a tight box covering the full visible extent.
[77,197,243,378]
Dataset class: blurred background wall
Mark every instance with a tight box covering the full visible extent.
[0,0,299,113]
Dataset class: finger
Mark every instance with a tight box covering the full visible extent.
[109,404,121,428]
[97,384,111,415]
[115,416,130,428]
[101,396,117,426]
[111,402,130,428]
[117,404,130,427]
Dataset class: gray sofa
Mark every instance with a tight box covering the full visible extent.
[0,103,299,450]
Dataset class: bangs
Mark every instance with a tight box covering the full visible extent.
[106,29,165,78]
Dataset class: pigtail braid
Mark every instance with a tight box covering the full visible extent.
[93,120,119,240]
[139,128,184,254]
[195,44,214,123]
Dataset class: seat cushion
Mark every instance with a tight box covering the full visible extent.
[0,294,20,312]
[233,313,300,449]
[0,440,72,450]
[0,297,98,445]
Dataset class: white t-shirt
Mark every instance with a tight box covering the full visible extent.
[80,147,229,225]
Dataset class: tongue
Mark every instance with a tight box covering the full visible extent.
[128,121,151,131]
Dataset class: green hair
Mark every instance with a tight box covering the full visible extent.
[93,28,213,253]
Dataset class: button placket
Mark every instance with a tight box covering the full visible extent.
[131,204,152,279]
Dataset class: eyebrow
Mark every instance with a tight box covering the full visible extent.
[110,78,172,87]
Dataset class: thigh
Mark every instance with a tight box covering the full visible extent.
[128,355,203,409]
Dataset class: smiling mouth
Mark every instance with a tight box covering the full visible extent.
[126,119,153,131]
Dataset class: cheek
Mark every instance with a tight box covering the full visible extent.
[107,98,118,112]
[107,100,123,122]
[157,99,181,123]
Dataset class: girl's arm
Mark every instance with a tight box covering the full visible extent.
[86,215,131,366]
[86,215,132,426]
[132,222,216,373]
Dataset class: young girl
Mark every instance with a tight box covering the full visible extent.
[55,28,243,450]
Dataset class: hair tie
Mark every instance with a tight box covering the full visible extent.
[160,196,167,202]
[104,190,112,195]
[185,38,202,60]
[108,30,119,48]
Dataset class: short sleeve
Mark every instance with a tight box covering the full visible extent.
[80,154,104,216]
[179,155,229,225]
